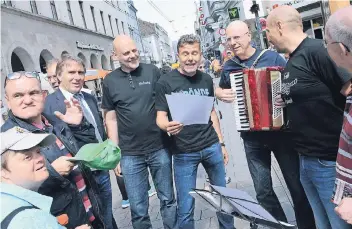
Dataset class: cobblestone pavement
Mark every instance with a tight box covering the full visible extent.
[111,78,296,229]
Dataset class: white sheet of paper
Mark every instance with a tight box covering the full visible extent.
[166,93,214,126]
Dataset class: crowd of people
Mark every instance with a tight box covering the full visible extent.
[0,4,351,229]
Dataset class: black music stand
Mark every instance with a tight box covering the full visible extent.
[189,185,296,229]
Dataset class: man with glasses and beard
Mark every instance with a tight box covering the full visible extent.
[155,34,233,229]
[1,71,105,228]
[215,20,315,229]
[102,35,177,229]
[267,5,351,228]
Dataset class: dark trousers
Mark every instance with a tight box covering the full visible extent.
[242,133,315,229]
[115,175,128,201]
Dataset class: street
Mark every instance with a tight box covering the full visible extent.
[111,78,296,229]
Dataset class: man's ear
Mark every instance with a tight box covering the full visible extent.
[5,94,11,111]
[1,168,11,181]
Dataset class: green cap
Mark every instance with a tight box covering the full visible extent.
[68,139,121,170]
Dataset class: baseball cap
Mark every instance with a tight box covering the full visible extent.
[1,127,56,154]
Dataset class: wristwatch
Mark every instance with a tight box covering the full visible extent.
[220,142,226,147]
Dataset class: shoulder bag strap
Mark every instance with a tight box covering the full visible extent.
[251,49,268,68]
[1,205,39,229]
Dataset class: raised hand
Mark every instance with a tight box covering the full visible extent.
[54,98,83,125]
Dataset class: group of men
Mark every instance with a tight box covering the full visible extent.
[1,4,352,229]
[216,5,352,229]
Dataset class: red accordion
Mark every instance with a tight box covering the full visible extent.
[230,67,285,131]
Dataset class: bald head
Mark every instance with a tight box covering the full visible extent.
[267,5,302,30]
[113,35,137,54]
[226,20,249,35]
[112,35,140,72]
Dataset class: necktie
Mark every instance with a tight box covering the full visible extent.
[73,93,103,143]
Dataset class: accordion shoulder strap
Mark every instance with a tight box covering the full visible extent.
[251,49,268,68]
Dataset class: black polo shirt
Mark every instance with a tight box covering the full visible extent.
[282,37,351,160]
[102,63,167,156]
[155,69,218,153]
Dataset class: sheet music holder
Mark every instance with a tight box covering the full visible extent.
[189,185,296,229]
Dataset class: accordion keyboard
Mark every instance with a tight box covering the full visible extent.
[230,72,250,131]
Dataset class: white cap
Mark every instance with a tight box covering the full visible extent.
[1,127,56,154]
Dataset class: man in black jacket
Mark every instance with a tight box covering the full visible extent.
[2,71,105,229]
[43,56,116,229]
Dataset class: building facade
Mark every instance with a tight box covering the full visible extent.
[195,0,265,58]
[1,0,136,92]
[138,19,174,68]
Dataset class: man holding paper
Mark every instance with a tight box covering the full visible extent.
[155,34,234,229]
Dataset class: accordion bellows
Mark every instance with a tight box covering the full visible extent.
[230,67,285,131]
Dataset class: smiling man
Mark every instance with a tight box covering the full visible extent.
[44,56,116,229]
[215,20,315,229]
[1,71,105,228]
[102,35,177,229]
[267,5,351,228]
[155,34,233,229]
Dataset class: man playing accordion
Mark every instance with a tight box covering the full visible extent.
[215,20,315,229]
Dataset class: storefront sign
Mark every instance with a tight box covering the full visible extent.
[198,6,206,27]
[76,41,104,51]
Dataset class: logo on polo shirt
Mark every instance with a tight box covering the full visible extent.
[139,81,151,86]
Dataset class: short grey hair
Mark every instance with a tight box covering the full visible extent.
[56,55,86,77]
[177,34,201,52]
[326,11,352,51]
[46,58,59,72]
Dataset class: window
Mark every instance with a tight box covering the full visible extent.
[91,6,97,31]
[50,0,58,20]
[66,1,74,25]
[115,19,120,35]
[100,11,106,34]
[30,0,38,14]
[108,15,114,36]
[79,1,87,28]
[121,21,125,34]
[3,0,12,6]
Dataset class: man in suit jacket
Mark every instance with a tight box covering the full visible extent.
[44,55,117,229]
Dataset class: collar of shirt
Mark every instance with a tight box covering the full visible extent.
[59,87,84,102]
[0,183,53,211]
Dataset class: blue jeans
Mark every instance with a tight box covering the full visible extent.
[299,155,350,229]
[120,148,177,229]
[173,142,235,229]
[92,170,116,229]
[243,135,315,229]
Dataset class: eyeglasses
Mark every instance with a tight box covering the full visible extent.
[128,74,135,89]
[325,41,351,53]
[4,71,40,88]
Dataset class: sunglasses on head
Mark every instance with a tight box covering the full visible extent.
[4,71,40,88]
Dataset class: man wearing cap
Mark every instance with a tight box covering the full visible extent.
[0,127,91,229]
[1,71,105,229]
